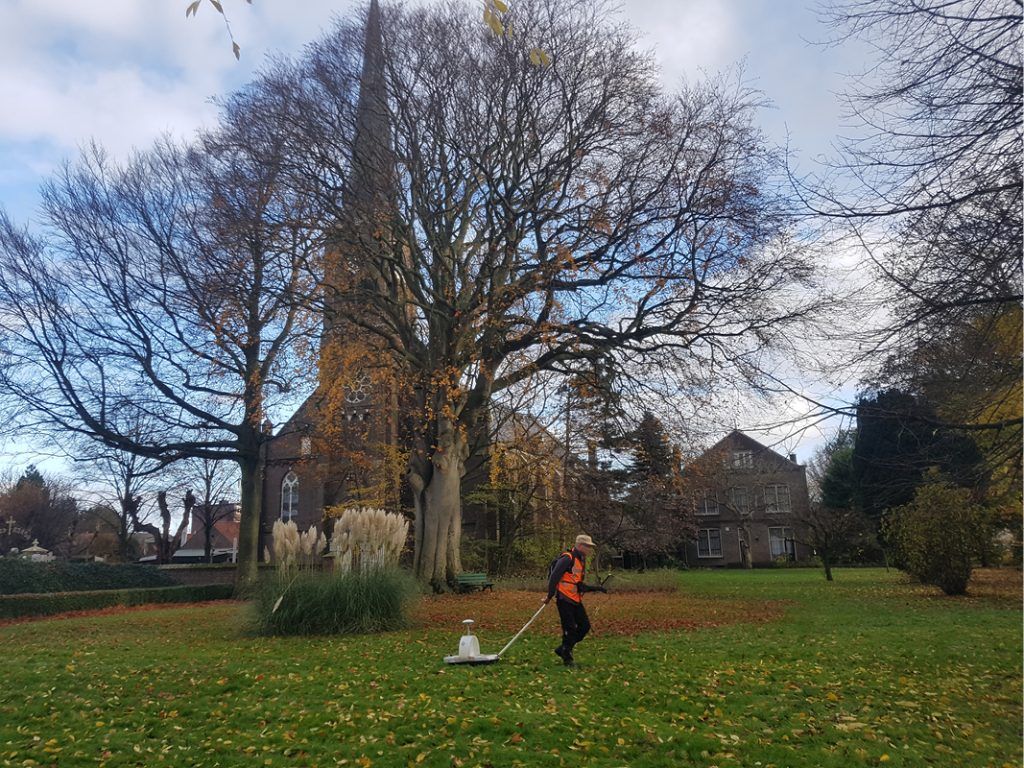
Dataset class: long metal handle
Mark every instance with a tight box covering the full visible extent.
[497,602,548,658]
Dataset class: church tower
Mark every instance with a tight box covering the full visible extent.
[261,0,402,545]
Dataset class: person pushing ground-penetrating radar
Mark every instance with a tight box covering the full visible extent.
[543,534,607,667]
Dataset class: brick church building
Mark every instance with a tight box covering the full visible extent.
[257,0,402,554]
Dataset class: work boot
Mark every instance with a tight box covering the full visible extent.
[554,645,567,663]
[561,647,575,667]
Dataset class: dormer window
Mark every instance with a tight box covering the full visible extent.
[730,450,753,469]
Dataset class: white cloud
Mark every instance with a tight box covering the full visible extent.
[0,0,354,221]
[622,0,739,83]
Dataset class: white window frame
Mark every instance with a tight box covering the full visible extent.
[697,491,719,517]
[728,486,750,513]
[697,528,723,558]
[769,526,795,559]
[280,471,299,521]
[763,484,791,515]
[730,450,754,470]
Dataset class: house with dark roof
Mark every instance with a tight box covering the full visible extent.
[683,430,812,567]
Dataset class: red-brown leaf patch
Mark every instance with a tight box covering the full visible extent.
[413,589,784,637]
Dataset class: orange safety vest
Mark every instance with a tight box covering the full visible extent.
[556,550,586,603]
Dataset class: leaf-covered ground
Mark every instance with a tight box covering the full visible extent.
[0,568,1019,768]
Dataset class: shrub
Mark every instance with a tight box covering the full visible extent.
[458,536,497,573]
[884,476,985,595]
[0,584,233,619]
[250,569,416,636]
[505,536,563,577]
[0,559,176,595]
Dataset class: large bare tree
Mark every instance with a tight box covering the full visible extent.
[0,124,318,590]
[244,0,819,589]
[805,0,1022,437]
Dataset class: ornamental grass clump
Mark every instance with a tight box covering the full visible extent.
[271,519,326,573]
[252,511,413,636]
[251,568,416,636]
[328,506,408,573]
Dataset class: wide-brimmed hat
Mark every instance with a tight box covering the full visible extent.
[575,534,595,547]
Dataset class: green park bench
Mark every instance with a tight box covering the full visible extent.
[456,572,494,592]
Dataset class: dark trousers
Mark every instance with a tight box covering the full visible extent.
[556,597,591,651]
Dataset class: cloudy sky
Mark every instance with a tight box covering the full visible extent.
[0,0,873,470]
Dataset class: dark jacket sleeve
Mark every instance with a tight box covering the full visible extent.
[547,554,572,600]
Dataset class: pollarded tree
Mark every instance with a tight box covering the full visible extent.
[798,430,873,580]
[73,437,175,563]
[0,123,319,590]
[180,454,240,563]
[248,0,819,589]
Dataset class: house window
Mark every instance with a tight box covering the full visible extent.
[727,486,750,513]
[764,484,791,514]
[730,450,753,469]
[697,528,723,558]
[280,471,299,522]
[769,527,795,559]
[698,491,719,516]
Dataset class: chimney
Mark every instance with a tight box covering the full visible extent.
[587,441,597,469]
[788,453,797,464]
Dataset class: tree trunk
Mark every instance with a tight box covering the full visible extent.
[204,520,213,564]
[823,554,833,582]
[235,453,263,595]
[412,420,467,591]
[739,524,753,569]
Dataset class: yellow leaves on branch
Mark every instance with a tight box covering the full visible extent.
[482,0,551,67]
[483,0,508,36]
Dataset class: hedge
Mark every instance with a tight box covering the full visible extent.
[0,584,234,619]
[0,559,177,595]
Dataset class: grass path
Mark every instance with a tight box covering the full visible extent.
[0,568,1019,767]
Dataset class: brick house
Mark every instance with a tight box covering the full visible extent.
[683,430,812,567]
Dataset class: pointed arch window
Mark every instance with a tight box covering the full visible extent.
[281,471,299,522]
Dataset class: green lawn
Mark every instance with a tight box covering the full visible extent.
[0,568,1019,767]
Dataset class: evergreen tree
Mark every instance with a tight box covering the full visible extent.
[630,412,674,479]
[854,390,985,523]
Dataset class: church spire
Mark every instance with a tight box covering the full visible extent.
[347,0,392,213]
[322,0,394,352]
